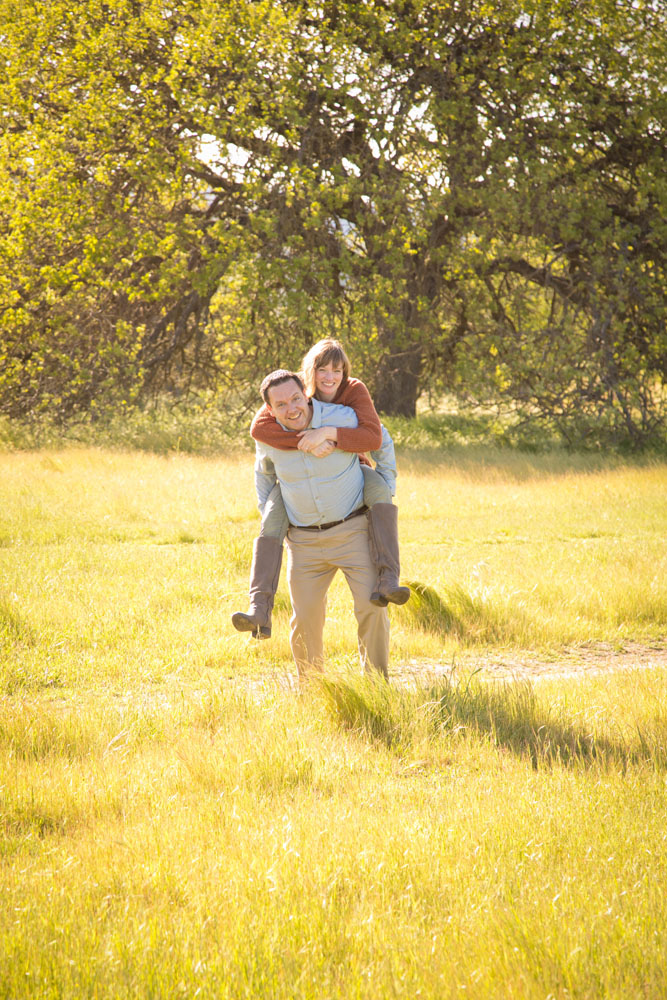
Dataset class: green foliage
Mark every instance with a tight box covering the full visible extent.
[388,410,667,454]
[0,0,665,447]
[3,393,665,461]
[0,0,244,417]
[0,395,252,454]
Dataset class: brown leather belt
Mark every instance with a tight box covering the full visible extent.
[293,505,368,532]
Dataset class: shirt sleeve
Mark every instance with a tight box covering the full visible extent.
[333,380,383,453]
[250,404,302,451]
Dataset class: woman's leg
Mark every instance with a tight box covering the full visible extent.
[362,466,410,607]
[232,484,288,638]
[361,464,393,506]
[259,483,290,539]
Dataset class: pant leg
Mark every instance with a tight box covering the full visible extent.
[362,465,393,507]
[259,483,289,540]
[286,530,337,678]
[287,518,390,679]
[296,518,390,676]
[330,517,390,676]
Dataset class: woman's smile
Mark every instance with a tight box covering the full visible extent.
[315,363,344,402]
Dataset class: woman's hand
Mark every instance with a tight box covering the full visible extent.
[297,426,338,452]
[308,440,337,458]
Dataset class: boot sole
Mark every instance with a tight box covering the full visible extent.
[370,587,411,607]
[231,613,271,639]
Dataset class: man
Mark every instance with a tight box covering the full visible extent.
[250,369,391,679]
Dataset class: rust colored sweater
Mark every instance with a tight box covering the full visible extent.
[250,377,383,453]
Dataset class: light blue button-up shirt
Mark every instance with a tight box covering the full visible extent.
[254,399,366,527]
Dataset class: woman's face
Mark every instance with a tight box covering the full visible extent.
[314,361,344,402]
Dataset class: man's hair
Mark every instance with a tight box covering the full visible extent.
[301,338,351,398]
[260,369,305,405]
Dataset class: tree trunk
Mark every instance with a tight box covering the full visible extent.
[372,346,422,417]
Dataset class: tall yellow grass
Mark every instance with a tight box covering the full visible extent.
[1,447,666,998]
[1,448,664,693]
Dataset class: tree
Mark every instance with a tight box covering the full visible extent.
[0,0,249,416]
[1,0,665,442]
[215,0,666,430]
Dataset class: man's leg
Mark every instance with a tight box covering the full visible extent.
[286,529,337,680]
[321,518,390,678]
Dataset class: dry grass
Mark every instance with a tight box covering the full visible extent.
[1,446,666,997]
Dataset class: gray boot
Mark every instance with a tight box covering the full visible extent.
[367,503,411,607]
[232,536,283,639]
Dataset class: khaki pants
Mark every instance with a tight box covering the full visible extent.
[286,516,390,679]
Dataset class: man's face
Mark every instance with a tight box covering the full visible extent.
[266,379,311,431]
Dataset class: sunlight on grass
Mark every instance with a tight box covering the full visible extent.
[1,446,666,996]
[0,448,665,692]
[2,673,667,997]
[317,667,667,770]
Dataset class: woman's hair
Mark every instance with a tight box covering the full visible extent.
[300,338,351,398]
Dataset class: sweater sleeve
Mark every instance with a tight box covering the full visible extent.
[333,380,383,453]
[250,404,302,451]
[249,379,383,453]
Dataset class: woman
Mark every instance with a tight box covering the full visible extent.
[231,339,409,639]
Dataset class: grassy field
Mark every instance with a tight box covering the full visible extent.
[1,445,667,997]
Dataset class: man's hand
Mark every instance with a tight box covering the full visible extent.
[297,426,337,452]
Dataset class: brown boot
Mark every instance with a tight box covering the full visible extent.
[367,504,411,607]
[232,536,283,639]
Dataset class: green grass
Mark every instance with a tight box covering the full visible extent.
[1,444,666,997]
[395,450,666,651]
[2,672,667,997]
[0,447,665,698]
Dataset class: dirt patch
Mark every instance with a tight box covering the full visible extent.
[392,641,667,686]
[233,641,667,696]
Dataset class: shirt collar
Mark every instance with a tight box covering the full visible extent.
[309,399,323,428]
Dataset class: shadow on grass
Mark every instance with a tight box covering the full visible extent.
[317,671,667,771]
[398,581,472,639]
[397,580,519,644]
